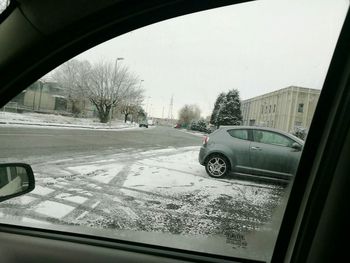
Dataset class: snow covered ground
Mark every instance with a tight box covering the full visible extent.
[176,129,207,137]
[0,145,287,257]
[0,111,140,130]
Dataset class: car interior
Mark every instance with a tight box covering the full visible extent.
[0,0,350,262]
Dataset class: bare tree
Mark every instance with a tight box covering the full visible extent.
[84,60,142,123]
[120,86,144,123]
[52,59,143,123]
[178,104,201,128]
[51,59,90,116]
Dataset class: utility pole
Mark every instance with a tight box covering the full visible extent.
[38,81,44,111]
[32,83,38,110]
[110,57,124,126]
[168,95,174,122]
[146,96,151,115]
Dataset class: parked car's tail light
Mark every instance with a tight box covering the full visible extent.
[203,136,209,145]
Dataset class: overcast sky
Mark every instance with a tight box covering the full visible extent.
[76,0,348,119]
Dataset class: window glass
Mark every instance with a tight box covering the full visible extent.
[0,167,9,188]
[227,129,248,140]
[298,103,304,113]
[0,0,348,262]
[0,0,10,15]
[253,130,294,147]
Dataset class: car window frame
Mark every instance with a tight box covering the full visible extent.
[272,6,350,262]
[0,1,349,263]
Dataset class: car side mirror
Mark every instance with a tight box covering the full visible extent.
[291,142,302,151]
[0,163,35,202]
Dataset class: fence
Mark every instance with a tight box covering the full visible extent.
[1,102,74,116]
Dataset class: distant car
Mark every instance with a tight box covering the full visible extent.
[139,122,148,128]
[174,123,181,128]
[147,119,154,126]
[199,126,304,179]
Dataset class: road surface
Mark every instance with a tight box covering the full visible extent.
[0,125,287,260]
[0,126,201,158]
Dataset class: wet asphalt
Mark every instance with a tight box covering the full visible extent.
[0,125,202,158]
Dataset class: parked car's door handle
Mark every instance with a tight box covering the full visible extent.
[251,146,262,151]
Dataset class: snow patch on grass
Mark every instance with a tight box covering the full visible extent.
[31,185,54,196]
[34,201,75,219]
[139,148,176,155]
[15,196,37,205]
[140,149,203,174]
[22,217,52,225]
[123,149,278,207]
[68,164,124,184]
[0,112,139,130]
[55,193,88,204]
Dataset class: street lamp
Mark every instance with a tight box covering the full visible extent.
[145,96,151,115]
[115,57,124,73]
[110,57,124,126]
[139,79,144,89]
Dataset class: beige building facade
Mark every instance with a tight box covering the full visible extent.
[8,81,96,117]
[10,81,68,113]
[241,86,320,132]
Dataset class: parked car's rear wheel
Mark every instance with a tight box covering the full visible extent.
[205,154,230,178]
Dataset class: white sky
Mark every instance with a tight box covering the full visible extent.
[76,0,349,118]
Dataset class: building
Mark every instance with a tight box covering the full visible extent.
[9,81,68,113]
[241,86,321,132]
[7,81,96,117]
[149,117,177,126]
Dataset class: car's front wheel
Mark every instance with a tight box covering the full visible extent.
[205,154,230,178]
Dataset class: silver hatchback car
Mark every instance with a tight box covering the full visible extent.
[199,126,304,180]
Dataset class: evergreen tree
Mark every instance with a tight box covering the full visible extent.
[190,120,198,131]
[196,118,208,132]
[210,92,226,126]
[216,89,242,127]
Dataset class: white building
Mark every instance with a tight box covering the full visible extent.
[241,86,320,132]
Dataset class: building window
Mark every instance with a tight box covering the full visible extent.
[298,103,304,113]
[269,105,271,113]
[273,104,276,112]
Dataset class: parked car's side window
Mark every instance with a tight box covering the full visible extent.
[227,129,248,140]
[253,130,294,147]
